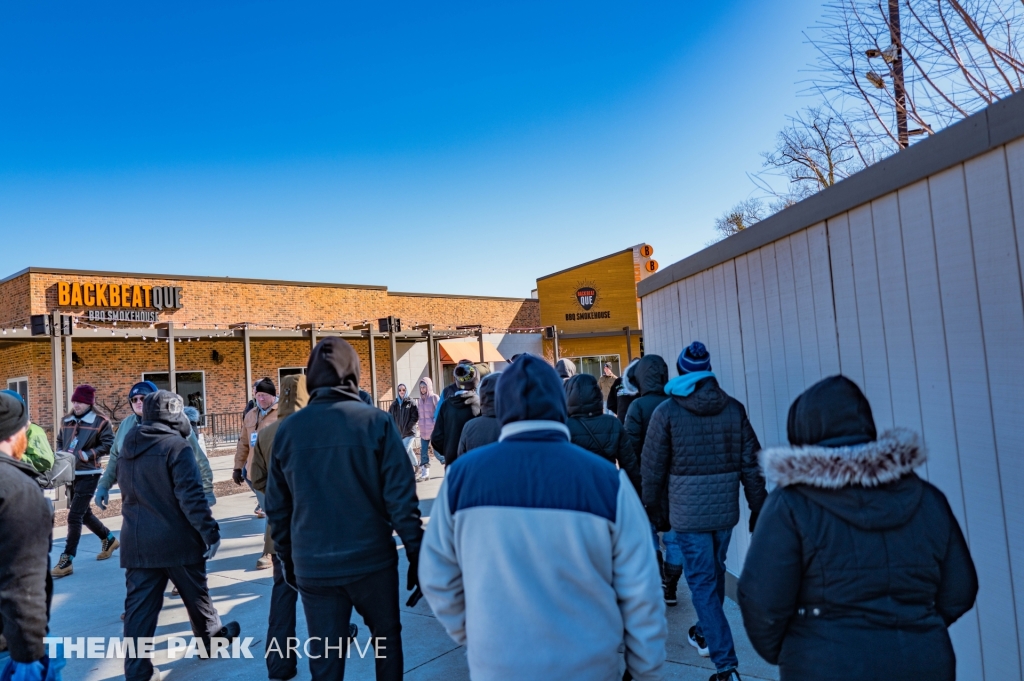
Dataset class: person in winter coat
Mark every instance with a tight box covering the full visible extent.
[738,376,978,681]
[250,374,308,681]
[607,358,641,424]
[232,377,278,519]
[265,337,423,681]
[95,381,214,511]
[0,390,53,476]
[564,373,640,494]
[388,383,420,468]
[52,384,117,578]
[597,363,617,407]
[431,362,482,468]
[555,357,576,382]
[642,342,767,681]
[624,354,670,466]
[419,354,667,681]
[118,390,240,681]
[439,359,475,402]
[0,391,61,681]
[457,372,501,455]
[416,377,440,480]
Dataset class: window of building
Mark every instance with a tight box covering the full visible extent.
[561,355,621,380]
[278,367,306,384]
[143,371,206,414]
[6,377,28,411]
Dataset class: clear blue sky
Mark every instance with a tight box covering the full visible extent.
[1,1,823,297]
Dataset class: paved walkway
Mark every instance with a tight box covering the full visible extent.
[49,455,779,680]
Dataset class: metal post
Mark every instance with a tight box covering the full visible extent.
[624,326,632,362]
[388,317,399,401]
[50,317,63,444]
[242,325,251,404]
[425,324,436,387]
[367,328,378,404]
[64,329,73,413]
[551,324,560,361]
[478,329,485,363]
[167,322,177,395]
[888,0,908,149]
[310,324,317,355]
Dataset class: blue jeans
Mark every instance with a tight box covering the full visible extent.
[662,530,683,567]
[677,529,737,673]
[422,437,444,465]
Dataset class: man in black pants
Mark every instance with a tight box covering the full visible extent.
[52,384,117,578]
[267,337,423,681]
[118,390,240,681]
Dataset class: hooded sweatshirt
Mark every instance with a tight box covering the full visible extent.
[420,354,667,681]
[266,337,423,581]
[117,390,219,568]
[417,377,440,440]
[555,358,577,382]
[457,373,501,456]
[431,388,481,468]
[624,354,669,464]
[608,358,641,423]
[565,374,641,494]
[738,376,977,681]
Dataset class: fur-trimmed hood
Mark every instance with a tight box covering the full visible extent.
[762,428,928,531]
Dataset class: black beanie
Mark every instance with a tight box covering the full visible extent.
[0,391,29,442]
[787,375,877,448]
[254,378,276,397]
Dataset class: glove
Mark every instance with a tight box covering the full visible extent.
[406,550,419,591]
[94,484,110,510]
[280,551,298,591]
[647,503,670,533]
[6,659,45,681]
[232,468,244,485]
[749,509,760,534]
[203,540,221,561]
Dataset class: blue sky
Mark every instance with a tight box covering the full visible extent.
[1,1,823,297]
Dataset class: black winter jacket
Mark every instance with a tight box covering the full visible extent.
[641,377,766,532]
[738,429,977,681]
[118,422,220,568]
[565,374,641,494]
[57,409,114,473]
[624,355,669,464]
[0,455,53,663]
[457,374,500,456]
[431,391,481,467]
[266,387,423,580]
[388,398,419,439]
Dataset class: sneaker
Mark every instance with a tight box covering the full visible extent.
[416,465,429,482]
[52,553,73,578]
[710,670,741,681]
[663,579,678,606]
[688,625,709,657]
[254,505,266,519]
[149,669,167,681]
[97,535,119,560]
[214,621,241,641]
[256,553,273,570]
[170,586,179,597]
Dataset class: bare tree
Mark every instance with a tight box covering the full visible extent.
[96,394,130,430]
[809,0,1024,158]
[756,107,864,207]
[712,199,767,242]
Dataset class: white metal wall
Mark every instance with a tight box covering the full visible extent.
[641,139,1024,680]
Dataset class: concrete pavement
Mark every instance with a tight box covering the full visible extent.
[49,457,779,680]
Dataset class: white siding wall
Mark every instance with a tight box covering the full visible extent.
[641,140,1024,681]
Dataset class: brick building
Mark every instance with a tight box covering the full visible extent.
[0,267,541,441]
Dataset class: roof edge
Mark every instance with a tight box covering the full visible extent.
[536,246,638,282]
[2,267,389,290]
[388,290,536,303]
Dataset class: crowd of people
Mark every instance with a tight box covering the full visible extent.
[0,336,980,681]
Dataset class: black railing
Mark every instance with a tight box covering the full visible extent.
[199,411,245,447]
[378,399,394,412]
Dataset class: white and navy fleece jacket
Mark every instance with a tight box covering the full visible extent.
[420,421,667,681]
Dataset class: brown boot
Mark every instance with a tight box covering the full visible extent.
[97,535,119,560]
[52,553,73,578]
[256,553,273,570]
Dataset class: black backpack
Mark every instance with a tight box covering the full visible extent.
[39,450,75,489]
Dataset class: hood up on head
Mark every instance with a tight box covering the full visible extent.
[140,390,192,440]
[761,428,928,531]
[478,372,500,417]
[633,354,669,396]
[305,337,362,401]
[555,358,577,381]
[278,374,309,419]
[617,358,641,396]
[418,376,436,397]
[565,373,604,417]
[495,354,568,427]
[787,375,877,448]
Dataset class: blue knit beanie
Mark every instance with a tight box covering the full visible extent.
[677,341,712,375]
[129,381,159,400]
